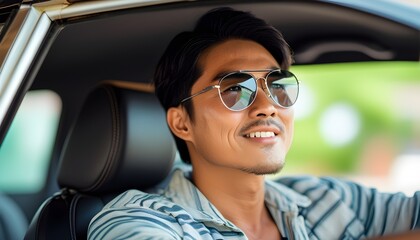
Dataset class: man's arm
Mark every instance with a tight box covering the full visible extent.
[322,177,420,237]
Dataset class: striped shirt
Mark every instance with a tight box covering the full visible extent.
[88,168,420,239]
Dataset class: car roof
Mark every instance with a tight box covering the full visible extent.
[33,0,420,85]
[323,0,420,30]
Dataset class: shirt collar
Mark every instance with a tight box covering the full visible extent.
[163,168,232,227]
[163,168,311,225]
[265,179,312,212]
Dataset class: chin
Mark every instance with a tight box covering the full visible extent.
[240,160,285,176]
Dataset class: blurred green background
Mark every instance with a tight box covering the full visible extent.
[284,62,420,180]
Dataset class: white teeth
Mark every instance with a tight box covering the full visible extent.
[247,132,275,138]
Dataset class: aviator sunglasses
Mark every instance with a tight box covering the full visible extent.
[181,69,299,111]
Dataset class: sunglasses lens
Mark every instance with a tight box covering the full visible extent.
[219,73,257,111]
[267,70,299,107]
[217,70,299,111]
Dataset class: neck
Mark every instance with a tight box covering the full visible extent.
[191,161,270,231]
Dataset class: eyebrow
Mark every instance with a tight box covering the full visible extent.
[213,66,281,81]
[213,71,231,81]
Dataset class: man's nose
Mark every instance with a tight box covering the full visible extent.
[251,79,277,117]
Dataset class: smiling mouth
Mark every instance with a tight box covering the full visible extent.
[245,131,276,138]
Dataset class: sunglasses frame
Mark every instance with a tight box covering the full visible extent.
[180,69,299,111]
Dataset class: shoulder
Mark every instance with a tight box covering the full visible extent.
[273,175,368,206]
[103,189,166,208]
[99,189,190,220]
[275,175,347,193]
[88,190,186,240]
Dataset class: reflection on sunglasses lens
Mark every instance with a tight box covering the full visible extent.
[220,73,256,110]
[267,71,298,107]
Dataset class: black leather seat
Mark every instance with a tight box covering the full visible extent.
[24,82,176,240]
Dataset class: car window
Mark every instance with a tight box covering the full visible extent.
[0,90,61,193]
[277,61,420,195]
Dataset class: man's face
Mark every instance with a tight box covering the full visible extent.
[185,39,294,175]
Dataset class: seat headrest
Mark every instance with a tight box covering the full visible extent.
[57,82,176,194]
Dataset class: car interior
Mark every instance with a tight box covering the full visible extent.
[0,0,418,239]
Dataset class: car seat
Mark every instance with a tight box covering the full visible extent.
[24,81,176,240]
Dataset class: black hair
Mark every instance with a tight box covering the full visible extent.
[154,7,292,164]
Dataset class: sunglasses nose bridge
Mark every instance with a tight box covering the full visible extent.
[255,77,271,98]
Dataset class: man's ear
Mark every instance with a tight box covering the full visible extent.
[167,106,192,141]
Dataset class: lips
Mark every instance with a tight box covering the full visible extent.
[240,119,284,139]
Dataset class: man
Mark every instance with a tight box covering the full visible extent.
[88,8,420,239]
